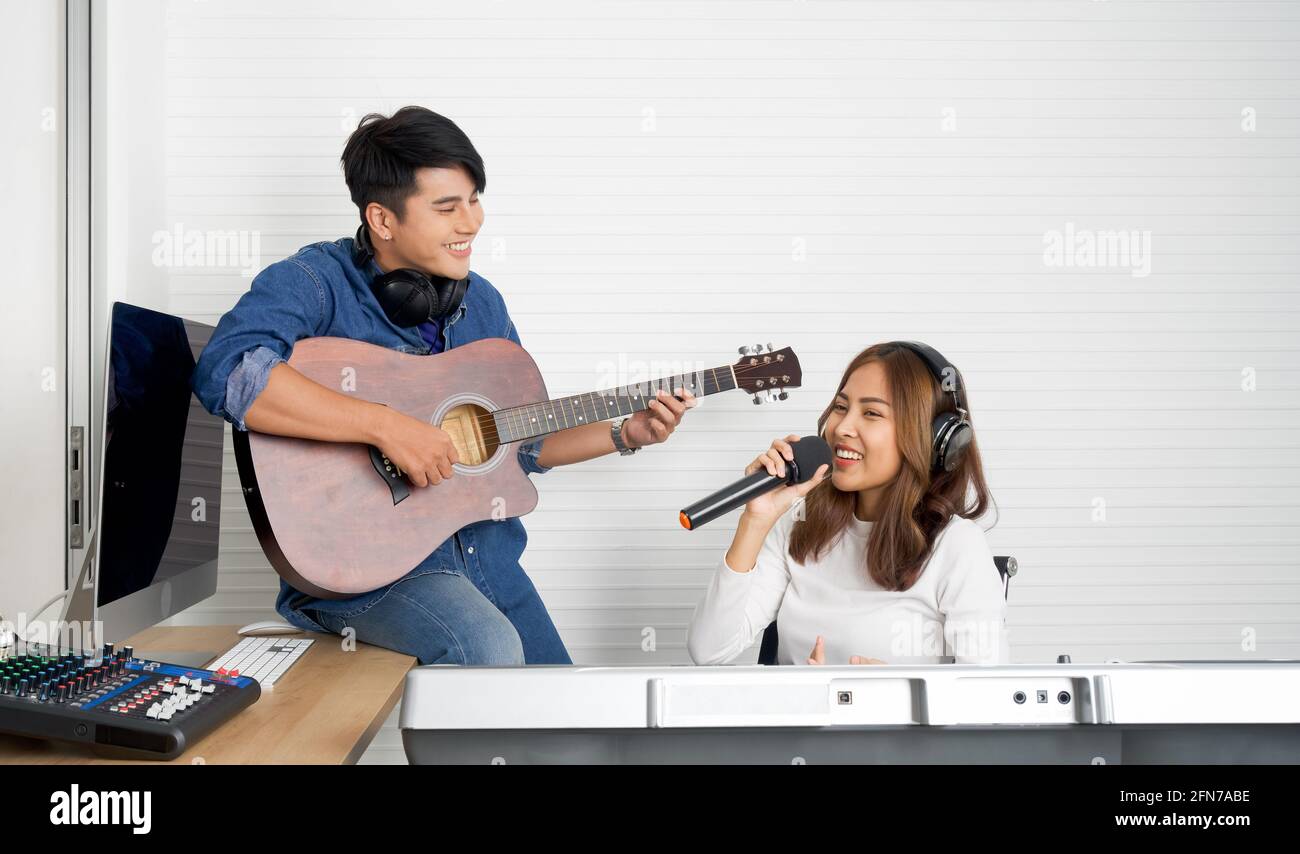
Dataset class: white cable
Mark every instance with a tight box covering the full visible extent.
[30,589,71,623]
[0,590,72,657]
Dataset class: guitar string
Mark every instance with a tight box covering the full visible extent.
[475,362,778,438]
[461,360,793,445]
[472,362,786,443]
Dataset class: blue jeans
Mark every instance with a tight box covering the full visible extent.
[301,566,568,666]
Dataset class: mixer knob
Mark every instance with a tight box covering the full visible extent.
[38,681,50,702]
[17,679,28,698]
[1,676,10,695]
[55,684,67,703]
[122,646,134,660]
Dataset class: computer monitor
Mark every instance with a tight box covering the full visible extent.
[60,302,225,666]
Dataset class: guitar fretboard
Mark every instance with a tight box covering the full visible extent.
[492,365,737,443]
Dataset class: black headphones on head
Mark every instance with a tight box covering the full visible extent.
[351,224,469,328]
[893,341,973,474]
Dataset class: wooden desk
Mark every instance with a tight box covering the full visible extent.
[0,625,416,765]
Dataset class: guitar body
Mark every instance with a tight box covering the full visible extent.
[232,337,546,600]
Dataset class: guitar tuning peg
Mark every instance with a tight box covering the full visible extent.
[752,394,762,405]
[738,345,752,356]
[766,389,779,402]
[766,342,775,352]
[778,390,789,401]
[754,343,764,353]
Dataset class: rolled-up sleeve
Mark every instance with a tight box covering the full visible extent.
[192,259,330,431]
[502,315,553,476]
[220,345,285,432]
[516,438,550,476]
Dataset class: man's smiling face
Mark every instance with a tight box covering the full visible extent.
[371,165,484,279]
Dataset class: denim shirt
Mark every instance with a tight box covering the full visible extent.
[191,236,551,631]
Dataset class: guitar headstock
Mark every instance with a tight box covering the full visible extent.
[731,344,803,404]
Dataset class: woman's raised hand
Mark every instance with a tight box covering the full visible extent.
[742,434,829,523]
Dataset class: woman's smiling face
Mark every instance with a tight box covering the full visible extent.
[824,361,903,500]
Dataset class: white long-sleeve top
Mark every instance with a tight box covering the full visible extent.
[687,507,1009,666]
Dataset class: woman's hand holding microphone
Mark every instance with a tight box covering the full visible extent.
[740,434,830,525]
[724,435,829,576]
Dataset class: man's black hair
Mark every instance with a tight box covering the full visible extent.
[341,106,486,226]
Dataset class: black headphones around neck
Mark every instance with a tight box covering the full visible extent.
[895,341,974,474]
[351,224,470,328]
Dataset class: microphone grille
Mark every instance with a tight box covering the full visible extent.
[791,436,833,483]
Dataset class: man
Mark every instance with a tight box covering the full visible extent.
[193,106,695,665]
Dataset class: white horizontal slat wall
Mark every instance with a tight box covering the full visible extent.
[97,0,1300,763]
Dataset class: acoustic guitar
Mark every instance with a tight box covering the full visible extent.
[232,338,803,598]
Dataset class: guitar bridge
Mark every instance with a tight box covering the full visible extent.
[368,445,411,505]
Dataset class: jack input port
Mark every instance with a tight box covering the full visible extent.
[1057,691,1071,704]
[1013,691,1026,704]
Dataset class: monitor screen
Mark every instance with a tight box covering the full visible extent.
[97,302,223,607]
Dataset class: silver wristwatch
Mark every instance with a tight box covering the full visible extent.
[611,418,639,456]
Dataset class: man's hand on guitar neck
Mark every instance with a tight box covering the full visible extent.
[535,386,697,469]
[244,362,459,487]
[622,386,697,450]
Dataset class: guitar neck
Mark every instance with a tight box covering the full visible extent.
[492,364,738,443]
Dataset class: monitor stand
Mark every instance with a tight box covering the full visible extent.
[59,532,225,670]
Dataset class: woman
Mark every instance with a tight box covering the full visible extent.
[687,341,1008,666]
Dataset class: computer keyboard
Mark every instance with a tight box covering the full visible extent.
[204,636,314,689]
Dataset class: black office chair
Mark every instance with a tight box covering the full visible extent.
[756,555,1017,665]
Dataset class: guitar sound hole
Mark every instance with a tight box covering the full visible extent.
[439,402,500,467]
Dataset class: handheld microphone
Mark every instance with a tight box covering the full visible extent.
[678,435,833,530]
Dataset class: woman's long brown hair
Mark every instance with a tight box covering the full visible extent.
[788,342,996,591]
